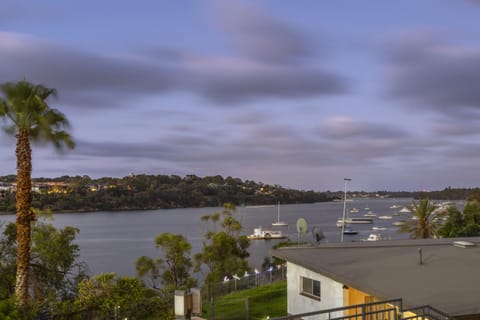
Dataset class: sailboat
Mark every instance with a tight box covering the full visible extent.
[272,201,288,227]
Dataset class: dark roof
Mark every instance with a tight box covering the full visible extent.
[271,237,480,316]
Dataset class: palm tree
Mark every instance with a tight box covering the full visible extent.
[0,80,74,307]
[398,199,444,239]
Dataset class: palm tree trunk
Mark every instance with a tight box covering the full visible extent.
[15,128,32,307]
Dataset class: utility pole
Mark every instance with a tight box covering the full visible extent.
[341,178,351,243]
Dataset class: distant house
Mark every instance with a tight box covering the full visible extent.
[272,238,480,320]
[0,183,13,192]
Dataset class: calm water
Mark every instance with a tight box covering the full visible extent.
[0,198,416,277]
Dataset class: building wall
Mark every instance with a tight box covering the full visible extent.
[286,261,344,319]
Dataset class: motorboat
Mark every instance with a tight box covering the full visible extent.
[378,215,393,220]
[389,204,400,209]
[364,211,376,217]
[366,233,381,241]
[247,227,287,240]
[392,221,406,226]
[372,226,387,231]
[399,207,411,213]
[337,217,374,227]
[350,207,359,214]
[343,226,358,235]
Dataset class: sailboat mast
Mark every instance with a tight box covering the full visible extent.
[277,201,280,222]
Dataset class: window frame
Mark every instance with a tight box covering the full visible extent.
[300,276,321,300]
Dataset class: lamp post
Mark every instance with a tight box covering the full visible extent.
[341,178,351,243]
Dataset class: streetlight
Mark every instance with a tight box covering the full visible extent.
[341,178,351,243]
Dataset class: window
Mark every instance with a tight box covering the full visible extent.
[300,276,321,300]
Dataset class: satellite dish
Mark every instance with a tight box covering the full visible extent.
[296,218,308,235]
[312,226,325,243]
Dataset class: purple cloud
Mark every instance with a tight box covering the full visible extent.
[384,32,480,117]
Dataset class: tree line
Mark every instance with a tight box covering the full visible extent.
[0,174,334,213]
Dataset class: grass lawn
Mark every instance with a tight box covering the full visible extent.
[202,280,287,320]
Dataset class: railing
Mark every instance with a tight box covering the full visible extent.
[270,298,402,320]
[403,305,453,320]
[269,298,455,320]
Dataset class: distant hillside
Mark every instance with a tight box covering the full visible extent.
[0,174,335,213]
[1,175,478,213]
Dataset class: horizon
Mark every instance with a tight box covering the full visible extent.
[2,1,480,192]
[0,172,472,194]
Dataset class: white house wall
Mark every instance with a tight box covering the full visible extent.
[286,261,344,320]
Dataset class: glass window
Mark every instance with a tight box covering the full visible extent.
[300,276,321,299]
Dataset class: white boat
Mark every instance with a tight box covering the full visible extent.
[366,233,381,241]
[247,227,286,240]
[399,207,411,213]
[378,215,393,220]
[272,201,288,227]
[337,217,374,227]
[372,226,387,231]
[364,211,376,217]
[343,226,358,235]
[350,207,359,213]
[389,204,400,209]
[392,221,406,226]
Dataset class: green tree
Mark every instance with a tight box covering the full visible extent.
[0,221,87,316]
[441,200,480,237]
[440,206,465,238]
[136,233,196,291]
[398,199,444,239]
[0,80,74,306]
[75,273,152,319]
[194,203,250,283]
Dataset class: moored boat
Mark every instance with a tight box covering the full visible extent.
[343,226,358,235]
[378,215,393,220]
[272,201,288,227]
[247,227,287,240]
[337,217,374,227]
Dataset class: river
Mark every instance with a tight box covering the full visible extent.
[0,198,416,277]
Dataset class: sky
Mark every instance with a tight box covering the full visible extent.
[1,0,480,192]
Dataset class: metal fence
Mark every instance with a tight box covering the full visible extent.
[200,264,287,319]
[270,298,403,320]
[403,305,453,320]
[201,264,287,302]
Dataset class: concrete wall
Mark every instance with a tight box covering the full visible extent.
[286,261,344,320]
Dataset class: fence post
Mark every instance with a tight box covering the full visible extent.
[210,283,215,320]
[245,296,249,320]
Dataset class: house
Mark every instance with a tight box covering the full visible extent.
[272,237,480,320]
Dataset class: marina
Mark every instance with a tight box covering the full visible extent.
[0,198,448,276]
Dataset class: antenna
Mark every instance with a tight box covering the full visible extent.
[296,218,308,244]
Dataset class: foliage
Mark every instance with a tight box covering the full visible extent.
[0,174,334,213]
[30,222,88,301]
[195,203,250,284]
[136,233,197,291]
[440,200,480,237]
[202,280,287,320]
[0,79,74,307]
[75,272,167,319]
[0,220,87,317]
[397,199,445,239]
[0,297,35,320]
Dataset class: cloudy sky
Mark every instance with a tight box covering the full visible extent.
[1,0,480,192]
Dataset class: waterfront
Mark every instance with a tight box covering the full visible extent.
[0,198,416,277]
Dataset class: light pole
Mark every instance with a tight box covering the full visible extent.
[341,178,351,243]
